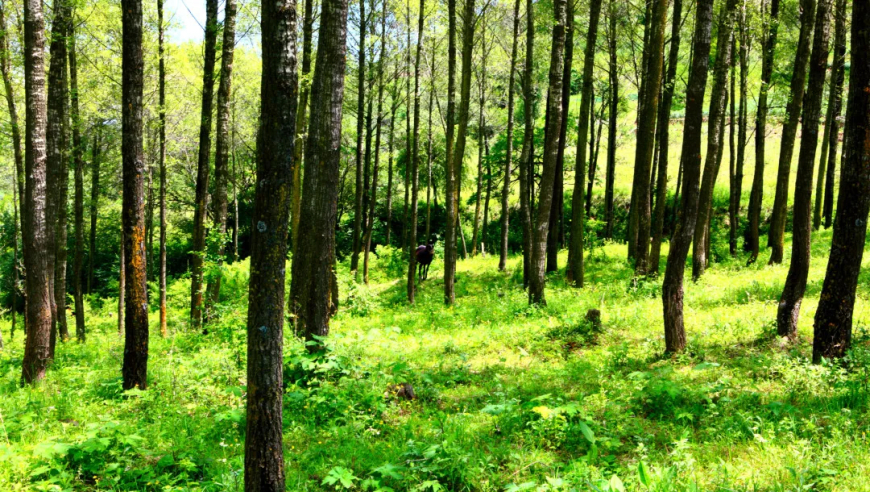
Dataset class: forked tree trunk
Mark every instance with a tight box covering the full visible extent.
[776,0,832,339]
[121,0,148,390]
[745,0,779,262]
[565,0,601,286]
[69,13,86,342]
[407,0,425,303]
[812,0,869,361]
[499,0,521,272]
[20,0,52,383]
[528,0,566,304]
[245,0,301,486]
[768,0,815,264]
[206,0,236,310]
[661,0,714,354]
[190,0,219,328]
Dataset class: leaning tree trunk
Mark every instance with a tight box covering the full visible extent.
[648,0,682,275]
[158,0,167,336]
[46,0,71,354]
[745,0,780,262]
[244,0,300,486]
[351,0,366,276]
[190,0,219,328]
[819,0,846,231]
[566,0,601,286]
[121,0,148,391]
[69,13,86,342]
[692,0,738,281]
[768,0,815,264]
[499,0,521,272]
[604,2,617,240]
[661,0,714,354]
[528,0,566,305]
[776,0,832,339]
[444,0,458,304]
[206,0,236,310]
[407,0,425,303]
[812,0,869,362]
[627,0,668,275]
[20,0,52,384]
[518,0,534,288]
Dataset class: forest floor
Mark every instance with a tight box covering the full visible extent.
[2,228,870,491]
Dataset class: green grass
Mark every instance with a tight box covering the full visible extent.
[2,226,870,491]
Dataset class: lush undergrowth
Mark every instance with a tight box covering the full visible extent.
[2,229,870,492]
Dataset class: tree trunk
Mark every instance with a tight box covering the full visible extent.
[444,0,462,304]
[745,0,780,262]
[692,0,738,280]
[812,0,869,361]
[118,226,125,336]
[0,0,24,243]
[727,34,737,256]
[425,40,435,243]
[206,0,236,310]
[499,0,521,272]
[407,0,425,303]
[121,0,148,390]
[565,0,601,286]
[661,0,714,354]
[528,0,567,304]
[158,0,167,337]
[627,0,667,274]
[290,0,313,254]
[289,0,345,340]
[648,0,682,275]
[547,0,572,273]
[768,0,815,264]
[517,0,534,288]
[190,0,219,328]
[604,2,617,239]
[88,129,101,294]
[244,0,300,486]
[363,0,387,285]
[730,4,748,256]
[472,15,488,258]
[45,0,71,355]
[69,12,86,342]
[21,0,53,383]
[817,0,846,231]
[776,0,831,339]
[386,96,397,246]
[351,0,366,276]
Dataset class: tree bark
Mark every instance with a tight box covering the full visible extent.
[604,2,617,240]
[69,11,85,342]
[363,0,387,285]
[565,0,601,286]
[547,0,572,273]
[444,0,460,304]
[768,0,815,264]
[816,0,845,231]
[0,0,24,239]
[291,0,314,253]
[776,0,831,339]
[729,3,748,256]
[88,130,101,294]
[812,0,869,361]
[289,0,345,340]
[351,0,367,276]
[649,0,682,275]
[118,226,124,336]
[472,13,488,258]
[627,0,668,274]
[407,0,425,303]
[745,0,780,262]
[661,0,714,354]
[517,0,534,288]
[206,0,236,309]
[386,93,397,246]
[158,0,167,337]
[499,0,521,272]
[528,0,567,304]
[691,0,737,281]
[190,0,219,328]
[244,0,299,486]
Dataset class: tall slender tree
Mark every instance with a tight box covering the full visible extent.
[69,10,85,342]
[121,0,148,390]
[661,0,714,354]
[351,0,367,276]
[776,0,832,339]
[444,0,459,304]
[190,0,219,328]
[528,0,567,304]
[744,0,779,262]
[0,0,23,229]
[472,11,488,258]
[244,0,299,485]
[157,0,167,337]
[768,0,815,264]
[20,0,51,382]
[517,0,534,287]
[546,0,571,273]
[604,0,617,240]
[291,0,315,252]
[407,0,426,303]
[812,0,869,362]
[363,0,387,285]
[817,0,846,230]
[729,1,748,256]
[88,129,101,294]
[206,0,237,308]
[566,0,601,286]
[498,0,521,272]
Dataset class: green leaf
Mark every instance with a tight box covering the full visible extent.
[637,461,651,487]
[610,474,625,492]
[578,421,596,444]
